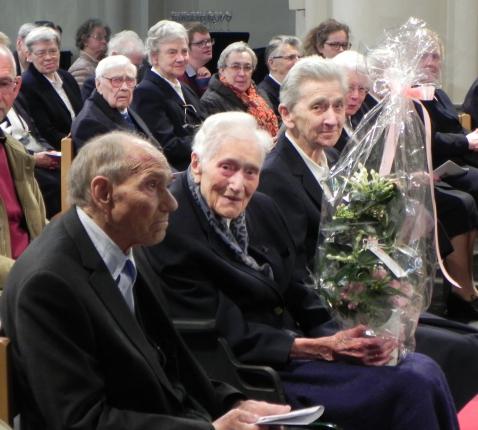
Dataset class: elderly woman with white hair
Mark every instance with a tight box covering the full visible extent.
[20,26,83,150]
[71,55,158,152]
[137,110,458,430]
[201,41,279,137]
[132,20,204,172]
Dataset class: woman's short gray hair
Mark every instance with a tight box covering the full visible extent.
[107,30,145,57]
[264,35,302,64]
[69,131,157,208]
[145,20,188,63]
[217,41,257,70]
[332,50,370,87]
[280,56,348,110]
[192,112,272,166]
[25,26,60,51]
[95,55,137,79]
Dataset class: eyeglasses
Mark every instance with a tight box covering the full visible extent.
[102,76,136,88]
[190,38,215,48]
[272,54,303,61]
[348,85,369,95]
[224,63,254,73]
[324,41,351,50]
[0,78,18,93]
[182,104,201,131]
[89,34,108,41]
[31,48,60,58]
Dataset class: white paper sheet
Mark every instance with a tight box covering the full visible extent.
[255,405,325,425]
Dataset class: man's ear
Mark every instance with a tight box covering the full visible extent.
[90,176,113,209]
[190,152,202,184]
[278,103,294,129]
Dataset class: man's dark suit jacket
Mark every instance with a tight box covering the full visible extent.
[71,90,160,152]
[138,172,330,367]
[258,132,339,271]
[131,69,204,171]
[20,64,83,150]
[0,208,242,430]
[257,75,280,119]
[463,77,478,130]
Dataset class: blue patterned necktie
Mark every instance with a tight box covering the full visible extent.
[121,110,135,130]
[116,259,137,313]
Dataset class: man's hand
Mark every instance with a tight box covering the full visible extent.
[213,400,290,430]
[34,151,59,170]
[196,66,212,78]
[467,129,478,151]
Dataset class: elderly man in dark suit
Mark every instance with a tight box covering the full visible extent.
[132,20,204,172]
[72,55,159,152]
[0,130,289,430]
[20,26,82,150]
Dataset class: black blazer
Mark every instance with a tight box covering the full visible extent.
[131,69,204,171]
[259,132,339,271]
[463,77,478,129]
[20,64,83,150]
[0,208,242,430]
[71,90,160,152]
[257,75,280,118]
[138,172,330,367]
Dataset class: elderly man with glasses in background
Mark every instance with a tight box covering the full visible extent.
[257,35,302,119]
[72,55,158,152]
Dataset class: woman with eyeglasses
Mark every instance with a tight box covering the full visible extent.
[132,20,205,172]
[200,41,278,138]
[303,18,351,58]
[20,26,82,151]
[68,18,111,88]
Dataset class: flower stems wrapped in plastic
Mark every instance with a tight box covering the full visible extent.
[315,17,439,365]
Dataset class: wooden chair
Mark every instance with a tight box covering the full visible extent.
[0,338,12,427]
[458,112,472,132]
[61,136,74,212]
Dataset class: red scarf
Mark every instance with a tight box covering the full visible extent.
[220,76,279,137]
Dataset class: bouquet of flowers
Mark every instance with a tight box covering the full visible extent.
[315,18,439,364]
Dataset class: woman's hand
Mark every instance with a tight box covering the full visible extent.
[290,325,397,366]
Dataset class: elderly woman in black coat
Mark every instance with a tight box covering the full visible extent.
[137,110,458,430]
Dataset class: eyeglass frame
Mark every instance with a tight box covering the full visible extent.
[190,38,215,48]
[101,75,137,88]
[30,48,60,59]
[223,63,254,73]
[89,33,109,42]
[324,41,351,50]
[271,54,303,61]
[348,85,369,96]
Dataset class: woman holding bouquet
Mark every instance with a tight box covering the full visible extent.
[137,107,459,429]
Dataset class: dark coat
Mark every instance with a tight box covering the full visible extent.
[0,208,243,430]
[131,69,204,171]
[138,172,330,367]
[20,64,83,150]
[200,74,247,116]
[71,90,160,152]
[258,132,339,271]
[257,75,280,118]
[463,77,478,129]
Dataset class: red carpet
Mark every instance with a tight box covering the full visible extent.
[458,395,478,429]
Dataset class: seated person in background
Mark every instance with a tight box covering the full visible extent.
[303,18,351,58]
[463,76,478,129]
[20,26,83,150]
[258,56,478,410]
[258,35,302,120]
[180,22,214,97]
[0,45,46,290]
[72,55,159,152]
[81,30,146,101]
[137,111,458,430]
[0,130,289,430]
[68,18,110,88]
[132,20,204,172]
[200,41,278,138]
[13,23,37,75]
